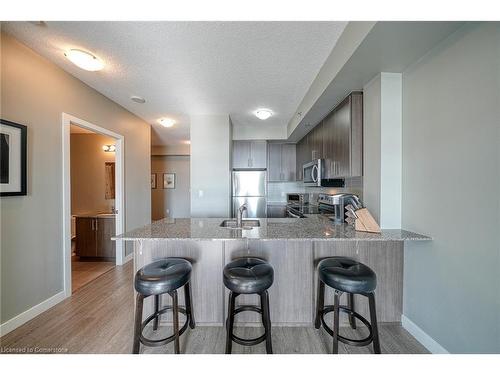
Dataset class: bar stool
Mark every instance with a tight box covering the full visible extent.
[223,257,274,354]
[314,256,381,354]
[133,258,195,354]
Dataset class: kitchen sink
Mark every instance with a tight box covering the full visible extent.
[219,219,261,229]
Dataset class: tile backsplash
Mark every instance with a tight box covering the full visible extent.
[268,177,363,204]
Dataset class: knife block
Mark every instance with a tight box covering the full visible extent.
[354,208,381,233]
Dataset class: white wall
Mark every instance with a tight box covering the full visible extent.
[0,33,151,329]
[190,115,231,217]
[363,72,402,228]
[402,23,500,353]
[232,124,287,140]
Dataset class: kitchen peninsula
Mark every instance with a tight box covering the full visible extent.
[115,216,430,327]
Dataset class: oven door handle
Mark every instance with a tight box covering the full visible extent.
[287,210,302,219]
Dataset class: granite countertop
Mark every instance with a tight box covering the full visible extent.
[113,215,431,242]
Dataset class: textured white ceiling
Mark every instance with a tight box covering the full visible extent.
[3,21,346,145]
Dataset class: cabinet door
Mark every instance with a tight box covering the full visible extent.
[250,141,267,169]
[281,143,296,181]
[267,205,286,218]
[322,111,335,178]
[267,143,282,181]
[296,136,308,180]
[350,92,363,177]
[96,218,116,259]
[232,141,251,169]
[334,96,351,177]
[309,121,324,160]
[75,217,96,257]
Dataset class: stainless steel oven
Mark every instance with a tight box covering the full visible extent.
[286,193,309,205]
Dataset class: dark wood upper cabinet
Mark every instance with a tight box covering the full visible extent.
[296,92,363,180]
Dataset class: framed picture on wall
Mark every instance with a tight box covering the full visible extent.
[163,173,175,189]
[1,119,27,196]
[151,173,157,189]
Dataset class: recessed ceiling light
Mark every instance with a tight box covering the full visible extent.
[159,118,175,128]
[255,109,273,120]
[64,49,104,71]
[130,96,146,104]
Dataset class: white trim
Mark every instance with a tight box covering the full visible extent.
[402,314,449,354]
[123,252,133,264]
[0,291,66,337]
[61,113,126,299]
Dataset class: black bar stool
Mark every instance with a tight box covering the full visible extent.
[314,256,381,354]
[223,257,274,354]
[133,258,195,354]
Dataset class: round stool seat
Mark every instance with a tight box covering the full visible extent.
[135,258,191,296]
[223,258,274,294]
[318,257,376,294]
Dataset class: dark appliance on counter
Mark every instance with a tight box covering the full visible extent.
[303,159,345,188]
[286,193,309,205]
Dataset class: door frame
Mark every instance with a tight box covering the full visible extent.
[61,113,125,298]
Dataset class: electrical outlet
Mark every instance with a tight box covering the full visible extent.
[198,190,204,198]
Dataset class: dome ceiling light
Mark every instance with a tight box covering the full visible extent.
[255,109,273,120]
[64,49,104,71]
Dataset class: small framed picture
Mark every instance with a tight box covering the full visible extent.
[163,173,175,189]
[151,173,157,189]
[1,119,27,196]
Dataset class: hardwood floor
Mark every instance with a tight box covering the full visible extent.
[71,257,115,293]
[0,261,428,354]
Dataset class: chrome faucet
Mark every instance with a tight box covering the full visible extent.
[237,203,248,228]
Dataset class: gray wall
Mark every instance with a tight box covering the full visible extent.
[0,33,151,325]
[151,155,190,220]
[190,114,231,217]
[402,23,500,353]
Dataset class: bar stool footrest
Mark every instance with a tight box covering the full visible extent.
[227,304,267,347]
[320,305,373,347]
[140,305,189,347]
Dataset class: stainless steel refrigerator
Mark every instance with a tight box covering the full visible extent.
[232,170,267,218]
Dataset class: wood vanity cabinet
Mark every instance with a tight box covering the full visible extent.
[232,140,267,169]
[268,143,296,182]
[75,216,116,260]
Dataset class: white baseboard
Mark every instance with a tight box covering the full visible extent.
[402,314,449,354]
[0,291,66,337]
[122,252,133,264]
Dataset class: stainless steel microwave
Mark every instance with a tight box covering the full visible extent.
[303,159,323,187]
[303,159,345,188]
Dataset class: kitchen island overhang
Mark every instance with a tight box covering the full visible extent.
[113,217,430,327]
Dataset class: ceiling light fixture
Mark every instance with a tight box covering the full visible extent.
[255,109,273,120]
[64,49,104,71]
[130,95,146,104]
[159,118,175,128]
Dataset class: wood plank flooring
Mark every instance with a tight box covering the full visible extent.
[0,261,428,354]
[71,257,115,293]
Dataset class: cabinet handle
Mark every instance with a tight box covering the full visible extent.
[91,219,95,231]
[95,219,98,232]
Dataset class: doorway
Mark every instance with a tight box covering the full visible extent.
[62,113,125,297]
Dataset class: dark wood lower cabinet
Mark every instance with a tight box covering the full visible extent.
[75,216,116,260]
